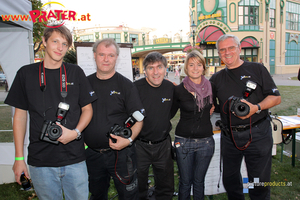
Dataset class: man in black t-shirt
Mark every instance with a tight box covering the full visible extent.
[134,52,174,200]
[210,34,281,200]
[84,38,144,200]
[5,25,97,199]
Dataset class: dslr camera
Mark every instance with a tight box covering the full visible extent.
[107,110,144,143]
[40,102,70,144]
[228,81,257,117]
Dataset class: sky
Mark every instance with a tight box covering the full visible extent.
[41,0,191,38]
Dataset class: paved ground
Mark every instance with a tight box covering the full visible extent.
[0,72,299,102]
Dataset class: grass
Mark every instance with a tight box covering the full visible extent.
[1,85,300,199]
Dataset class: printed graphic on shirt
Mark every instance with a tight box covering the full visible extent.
[110,91,121,95]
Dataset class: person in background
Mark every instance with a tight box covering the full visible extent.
[5,25,97,199]
[84,38,144,200]
[210,34,281,200]
[179,61,186,83]
[172,50,215,200]
[135,52,175,200]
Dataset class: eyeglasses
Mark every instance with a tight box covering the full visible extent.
[218,46,238,54]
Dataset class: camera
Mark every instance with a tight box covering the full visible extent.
[228,96,250,117]
[107,110,144,143]
[228,81,257,117]
[40,102,69,144]
[107,125,132,143]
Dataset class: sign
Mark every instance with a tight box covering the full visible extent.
[199,13,221,20]
[154,38,171,44]
[270,32,275,40]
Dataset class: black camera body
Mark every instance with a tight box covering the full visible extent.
[228,96,250,117]
[40,102,69,144]
[106,110,144,143]
[107,124,132,143]
[40,120,62,144]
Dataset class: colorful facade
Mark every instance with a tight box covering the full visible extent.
[189,0,300,74]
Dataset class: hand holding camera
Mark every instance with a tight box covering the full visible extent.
[107,111,144,148]
[40,102,69,144]
[228,81,257,117]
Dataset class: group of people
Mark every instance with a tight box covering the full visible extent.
[5,25,281,200]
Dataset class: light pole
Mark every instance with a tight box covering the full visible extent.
[190,20,197,47]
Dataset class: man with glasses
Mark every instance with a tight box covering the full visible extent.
[210,34,281,200]
[84,38,144,200]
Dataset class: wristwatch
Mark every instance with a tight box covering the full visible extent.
[256,104,262,114]
[128,137,133,146]
[74,128,82,140]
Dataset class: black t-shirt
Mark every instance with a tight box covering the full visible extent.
[134,78,174,141]
[209,61,280,126]
[172,82,213,139]
[84,72,144,149]
[4,62,97,167]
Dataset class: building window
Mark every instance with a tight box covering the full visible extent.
[286,1,300,31]
[285,33,300,65]
[130,34,139,45]
[79,34,94,42]
[240,48,258,63]
[238,0,259,30]
[270,0,276,28]
[202,45,221,66]
[270,9,275,28]
[102,33,121,43]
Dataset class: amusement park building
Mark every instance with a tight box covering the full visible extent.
[189,0,300,74]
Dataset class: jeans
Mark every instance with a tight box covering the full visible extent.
[85,145,139,200]
[222,118,273,200]
[29,161,89,200]
[175,136,215,200]
[136,138,174,200]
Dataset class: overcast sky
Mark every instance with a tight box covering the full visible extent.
[41,0,191,38]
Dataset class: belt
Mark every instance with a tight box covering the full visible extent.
[230,116,267,132]
[90,147,112,153]
[138,135,168,145]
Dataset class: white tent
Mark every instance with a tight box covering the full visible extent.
[0,0,33,184]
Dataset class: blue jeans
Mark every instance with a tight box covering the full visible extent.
[29,161,89,200]
[175,136,215,200]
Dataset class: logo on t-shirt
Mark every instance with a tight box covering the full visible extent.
[110,90,121,95]
[162,98,171,103]
[240,75,251,80]
[89,91,95,96]
[272,88,279,94]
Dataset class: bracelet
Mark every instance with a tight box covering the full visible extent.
[15,157,24,161]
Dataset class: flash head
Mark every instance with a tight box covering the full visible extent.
[58,102,70,111]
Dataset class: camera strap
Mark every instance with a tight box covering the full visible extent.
[225,67,252,150]
[39,61,68,99]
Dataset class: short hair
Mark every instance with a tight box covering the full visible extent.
[92,38,120,55]
[143,51,167,70]
[184,50,206,75]
[43,25,72,47]
[216,34,240,50]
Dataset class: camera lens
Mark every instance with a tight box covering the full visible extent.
[121,128,132,138]
[48,124,62,141]
[234,102,250,116]
[238,105,246,111]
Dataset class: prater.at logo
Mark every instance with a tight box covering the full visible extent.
[1,1,91,28]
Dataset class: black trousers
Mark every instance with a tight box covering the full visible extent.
[221,119,273,200]
[85,146,139,200]
[135,138,174,200]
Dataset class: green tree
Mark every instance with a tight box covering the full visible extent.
[63,48,77,64]
[29,0,47,56]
